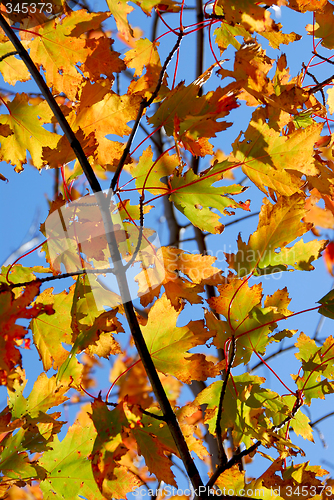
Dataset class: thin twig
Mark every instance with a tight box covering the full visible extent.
[0,50,18,62]
[139,122,160,149]
[250,344,295,372]
[110,31,184,193]
[307,53,334,94]
[310,411,334,427]
[215,337,236,465]
[207,441,260,490]
[5,267,118,290]
[302,62,326,105]
[312,51,334,66]
[224,211,260,228]
[105,401,166,421]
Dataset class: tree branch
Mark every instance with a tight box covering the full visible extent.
[0,14,206,497]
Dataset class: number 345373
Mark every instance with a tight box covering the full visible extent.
[3,2,53,14]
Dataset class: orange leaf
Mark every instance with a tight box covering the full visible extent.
[0,282,53,385]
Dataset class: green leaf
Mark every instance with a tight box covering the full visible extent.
[131,146,177,195]
[56,276,123,383]
[318,289,334,319]
[141,294,218,382]
[195,373,297,449]
[292,333,334,404]
[0,429,44,481]
[8,373,69,419]
[170,160,248,234]
[31,286,76,372]
[39,420,105,500]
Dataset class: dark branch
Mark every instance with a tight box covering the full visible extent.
[215,337,236,465]
[0,50,18,62]
[0,15,206,496]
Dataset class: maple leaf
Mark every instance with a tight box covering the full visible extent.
[42,129,98,169]
[0,281,54,386]
[207,280,297,366]
[218,39,274,100]
[39,419,105,499]
[289,0,327,13]
[1,264,50,291]
[225,193,327,277]
[282,395,313,442]
[115,357,154,408]
[0,428,45,484]
[0,36,30,85]
[106,0,134,42]
[207,289,268,366]
[303,189,334,234]
[215,0,275,34]
[0,373,68,487]
[117,196,151,217]
[196,373,295,449]
[232,108,323,196]
[261,460,328,500]
[56,276,123,383]
[0,94,60,172]
[131,146,178,195]
[125,38,167,98]
[8,372,69,420]
[260,28,302,51]
[169,160,248,234]
[149,65,239,156]
[141,294,218,383]
[69,82,142,166]
[135,247,223,308]
[214,23,247,53]
[27,10,110,100]
[90,399,160,497]
[82,37,126,82]
[293,332,334,404]
[31,286,76,372]
[92,399,206,495]
[306,1,334,49]
[263,55,316,118]
[215,465,246,495]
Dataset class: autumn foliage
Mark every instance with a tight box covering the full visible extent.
[2,0,334,499]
